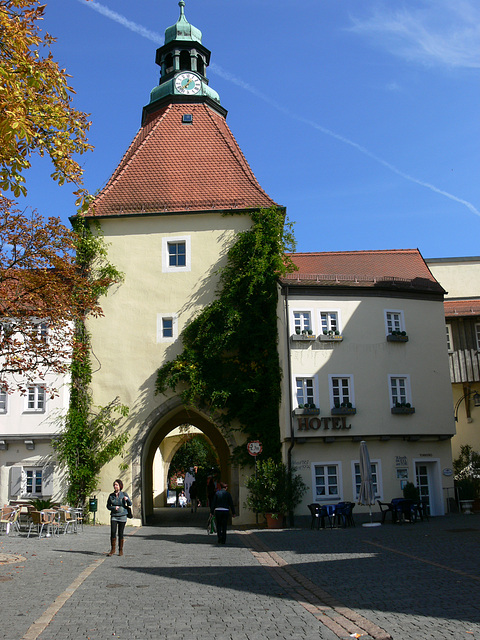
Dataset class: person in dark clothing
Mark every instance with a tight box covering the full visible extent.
[210,482,236,544]
[106,479,132,556]
[190,480,198,513]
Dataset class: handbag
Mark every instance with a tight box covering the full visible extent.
[123,494,133,519]
[207,513,216,534]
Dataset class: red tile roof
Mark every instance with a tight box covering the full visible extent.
[444,300,480,317]
[88,103,277,217]
[282,249,445,294]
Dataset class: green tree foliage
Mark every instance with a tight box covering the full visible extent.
[244,458,307,518]
[169,434,219,475]
[156,207,296,463]
[54,218,127,508]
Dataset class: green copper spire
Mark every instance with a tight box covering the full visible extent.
[164,1,202,45]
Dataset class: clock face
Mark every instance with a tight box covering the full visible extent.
[175,72,201,95]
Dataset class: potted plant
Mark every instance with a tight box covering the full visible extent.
[244,458,307,528]
[402,481,420,502]
[453,445,480,513]
[391,402,415,414]
[331,401,356,415]
[293,403,320,416]
[387,330,409,342]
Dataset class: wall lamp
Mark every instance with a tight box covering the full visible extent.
[454,389,480,422]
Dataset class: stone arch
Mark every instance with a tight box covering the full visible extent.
[133,397,237,524]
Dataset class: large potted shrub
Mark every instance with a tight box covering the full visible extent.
[453,445,480,514]
[244,458,307,528]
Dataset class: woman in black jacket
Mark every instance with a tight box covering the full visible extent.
[106,479,131,556]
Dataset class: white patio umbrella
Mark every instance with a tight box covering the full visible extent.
[358,440,381,527]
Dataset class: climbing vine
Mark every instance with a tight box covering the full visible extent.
[54,216,128,508]
[155,207,296,465]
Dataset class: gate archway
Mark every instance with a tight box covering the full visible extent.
[135,399,237,524]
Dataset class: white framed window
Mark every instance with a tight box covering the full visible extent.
[24,385,46,413]
[0,386,7,414]
[25,468,43,495]
[312,462,342,501]
[34,320,48,341]
[162,236,191,273]
[292,311,312,334]
[319,311,340,334]
[352,460,382,500]
[329,375,354,408]
[446,324,453,352]
[475,323,480,351]
[385,310,405,335]
[294,376,317,408]
[157,313,178,342]
[388,375,412,407]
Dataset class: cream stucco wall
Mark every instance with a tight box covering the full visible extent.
[427,258,480,299]
[85,211,253,523]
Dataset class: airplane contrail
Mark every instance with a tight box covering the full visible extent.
[78,0,480,218]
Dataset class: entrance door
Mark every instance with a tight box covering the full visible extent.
[414,460,444,516]
[415,464,431,515]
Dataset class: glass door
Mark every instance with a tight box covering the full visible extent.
[415,464,430,515]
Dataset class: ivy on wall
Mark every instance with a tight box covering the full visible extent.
[155,207,296,464]
[54,217,129,508]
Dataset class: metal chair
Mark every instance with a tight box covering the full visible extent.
[308,503,333,529]
[335,502,355,528]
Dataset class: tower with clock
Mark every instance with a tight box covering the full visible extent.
[82,1,279,523]
[144,0,225,121]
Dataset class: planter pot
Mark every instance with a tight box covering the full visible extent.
[291,334,316,341]
[293,408,320,416]
[391,407,415,414]
[265,513,284,529]
[318,335,343,342]
[331,407,356,415]
[387,334,408,342]
[460,499,474,514]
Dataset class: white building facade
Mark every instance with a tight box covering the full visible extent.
[278,250,455,518]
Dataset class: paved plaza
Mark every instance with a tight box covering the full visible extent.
[0,509,479,640]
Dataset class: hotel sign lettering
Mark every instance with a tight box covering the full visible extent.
[296,416,351,433]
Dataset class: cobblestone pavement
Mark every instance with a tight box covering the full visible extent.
[0,509,479,640]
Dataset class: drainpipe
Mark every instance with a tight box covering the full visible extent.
[284,285,296,527]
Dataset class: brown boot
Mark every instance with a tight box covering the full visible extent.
[118,539,124,556]
[107,538,116,556]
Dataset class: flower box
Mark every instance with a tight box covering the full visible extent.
[318,334,343,342]
[293,408,320,416]
[292,334,316,341]
[391,406,415,414]
[331,406,356,415]
[387,333,408,342]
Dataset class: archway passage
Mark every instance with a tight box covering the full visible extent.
[141,407,236,525]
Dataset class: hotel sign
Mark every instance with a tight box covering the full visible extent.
[296,416,351,434]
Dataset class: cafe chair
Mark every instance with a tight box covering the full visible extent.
[377,500,394,524]
[335,502,355,528]
[308,503,333,529]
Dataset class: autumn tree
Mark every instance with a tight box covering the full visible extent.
[0,0,92,204]
[0,195,107,391]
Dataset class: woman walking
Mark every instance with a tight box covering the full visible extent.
[106,479,131,556]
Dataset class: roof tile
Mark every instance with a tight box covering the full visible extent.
[88,103,277,216]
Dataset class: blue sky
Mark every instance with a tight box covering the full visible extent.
[18,0,480,258]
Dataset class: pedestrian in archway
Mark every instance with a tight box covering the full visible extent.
[210,482,236,544]
[106,479,132,556]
